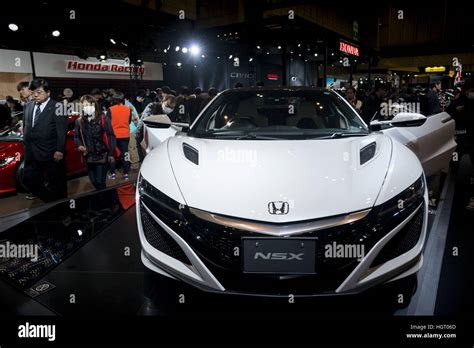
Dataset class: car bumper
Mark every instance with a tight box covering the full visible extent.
[136,186,429,297]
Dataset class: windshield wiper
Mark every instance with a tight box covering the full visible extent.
[317,132,369,139]
[235,133,282,140]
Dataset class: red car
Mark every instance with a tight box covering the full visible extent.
[0,115,86,194]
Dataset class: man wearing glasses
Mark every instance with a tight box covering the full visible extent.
[22,79,67,202]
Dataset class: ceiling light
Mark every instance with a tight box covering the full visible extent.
[8,23,18,32]
[190,45,200,55]
[52,30,60,37]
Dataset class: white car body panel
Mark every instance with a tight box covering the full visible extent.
[162,134,392,222]
[381,111,456,177]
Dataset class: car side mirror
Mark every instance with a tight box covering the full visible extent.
[143,114,190,130]
[369,112,427,131]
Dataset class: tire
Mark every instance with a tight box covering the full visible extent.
[14,160,30,193]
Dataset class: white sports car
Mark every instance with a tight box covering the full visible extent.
[136,87,455,296]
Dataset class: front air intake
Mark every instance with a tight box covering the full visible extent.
[360,142,376,165]
[183,143,199,165]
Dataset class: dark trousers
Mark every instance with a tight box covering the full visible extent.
[110,137,130,174]
[136,129,145,162]
[24,157,67,202]
[86,162,108,190]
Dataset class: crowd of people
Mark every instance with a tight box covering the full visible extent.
[0,79,224,202]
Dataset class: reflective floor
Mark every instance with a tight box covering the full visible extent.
[0,159,472,318]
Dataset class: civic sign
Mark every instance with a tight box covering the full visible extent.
[65,60,145,75]
[339,41,359,57]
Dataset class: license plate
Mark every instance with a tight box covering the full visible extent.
[242,238,316,274]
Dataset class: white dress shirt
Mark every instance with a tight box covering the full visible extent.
[32,97,50,127]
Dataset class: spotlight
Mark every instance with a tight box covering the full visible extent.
[233,57,238,61]
[314,53,318,56]
[217,56,220,59]
[8,23,18,32]
[249,57,253,62]
[175,46,180,51]
[121,42,128,47]
[228,55,233,59]
[182,47,188,53]
[297,43,301,47]
[99,54,106,60]
[190,45,200,55]
[256,45,261,49]
[110,38,116,45]
[52,30,60,37]
[164,49,167,53]
[201,54,205,58]
[177,62,182,67]
[277,46,282,49]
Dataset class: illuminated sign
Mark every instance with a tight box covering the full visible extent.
[339,41,359,57]
[65,60,145,75]
[425,66,446,73]
[267,73,279,80]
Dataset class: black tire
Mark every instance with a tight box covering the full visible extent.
[14,160,29,193]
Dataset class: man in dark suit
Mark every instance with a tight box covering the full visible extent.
[23,79,67,202]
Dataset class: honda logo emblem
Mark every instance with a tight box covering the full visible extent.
[268,201,289,215]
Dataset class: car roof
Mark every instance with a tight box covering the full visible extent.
[220,86,330,93]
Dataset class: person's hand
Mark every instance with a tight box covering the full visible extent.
[78,146,87,153]
[53,151,64,161]
[108,156,115,163]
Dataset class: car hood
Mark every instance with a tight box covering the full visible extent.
[165,134,392,223]
[0,140,22,158]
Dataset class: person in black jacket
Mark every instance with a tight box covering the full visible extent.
[74,95,116,190]
[447,80,474,210]
[22,79,67,202]
[425,81,442,116]
[361,85,386,124]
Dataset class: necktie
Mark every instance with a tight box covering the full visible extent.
[33,102,41,127]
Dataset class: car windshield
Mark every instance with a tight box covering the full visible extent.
[190,89,368,140]
[0,123,23,141]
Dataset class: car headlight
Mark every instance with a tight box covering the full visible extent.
[138,177,188,230]
[376,174,425,231]
[0,156,16,168]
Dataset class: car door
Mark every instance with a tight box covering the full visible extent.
[382,111,456,177]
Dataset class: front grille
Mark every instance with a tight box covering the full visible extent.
[371,204,424,267]
[140,202,191,265]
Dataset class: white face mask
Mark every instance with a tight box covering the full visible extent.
[162,104,173,114]
[83,105,95,116]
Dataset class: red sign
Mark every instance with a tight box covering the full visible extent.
[267,73,279,80]
[339,41,359,57]
[66,60,145,75]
